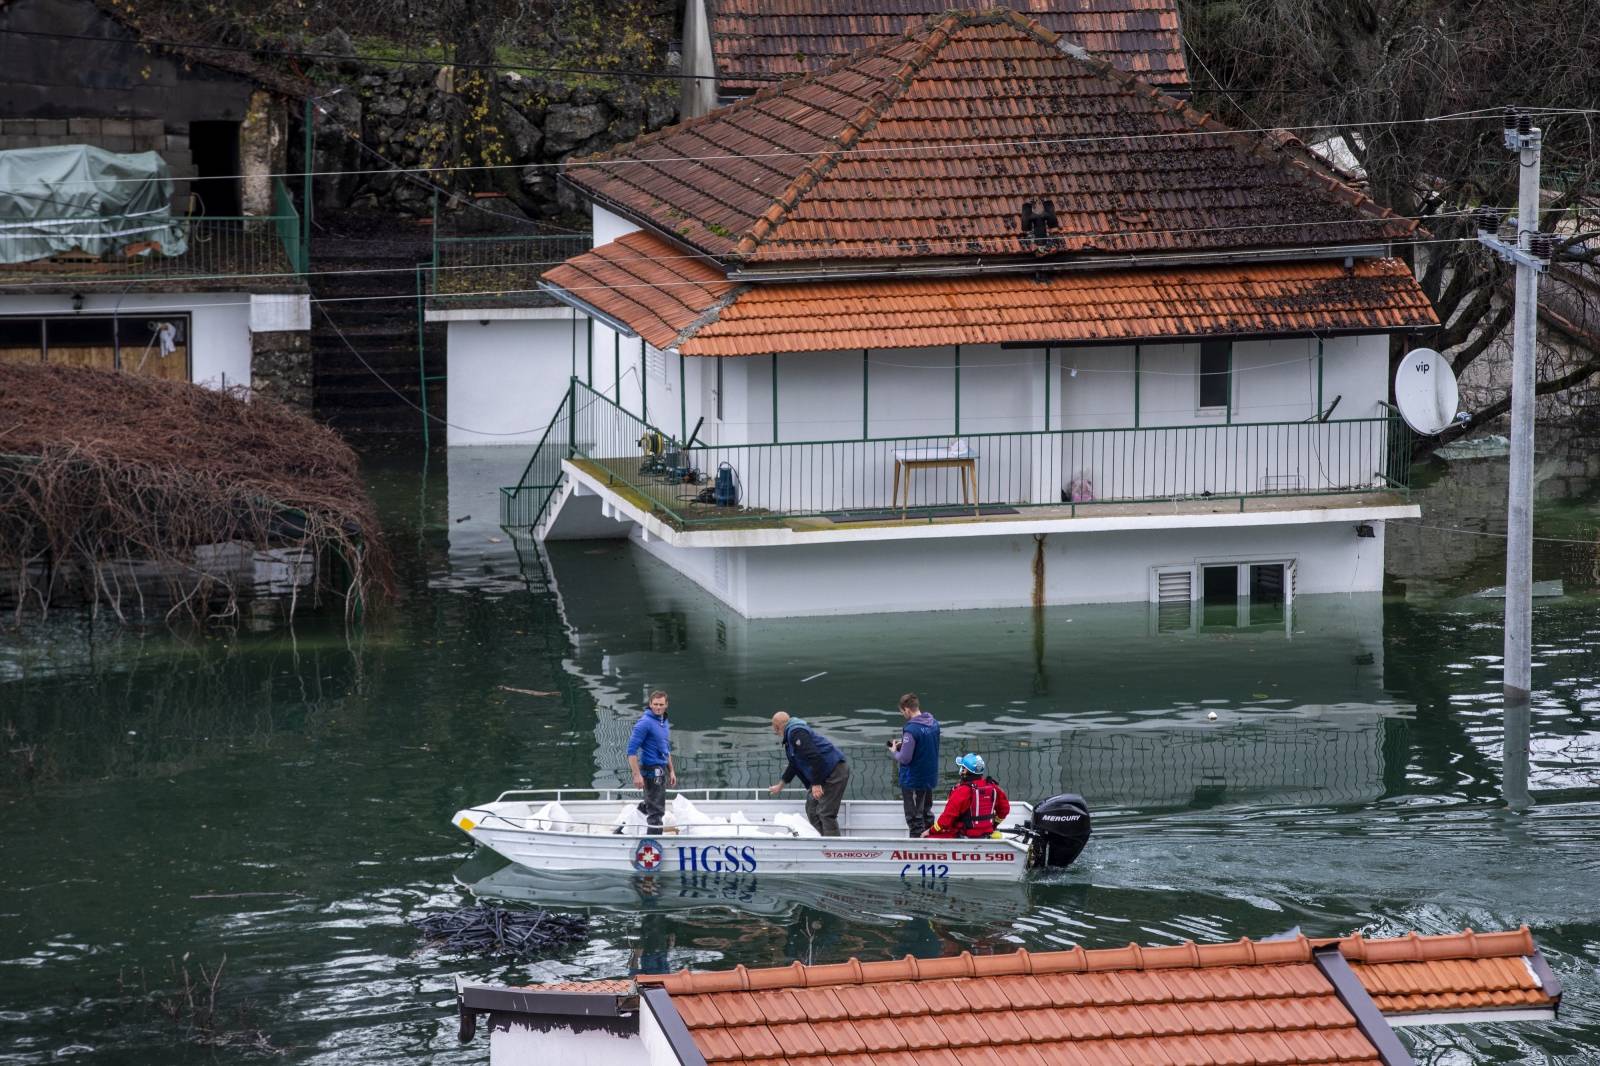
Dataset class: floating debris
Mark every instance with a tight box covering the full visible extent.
[409,906,588,958]
[498,685,559,697]
[1435,434,1510,461]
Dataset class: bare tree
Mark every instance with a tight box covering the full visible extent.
[1180,0,1600,426]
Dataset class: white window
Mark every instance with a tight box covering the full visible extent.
[1152,559,1294,633]
[1149,565,1196,635]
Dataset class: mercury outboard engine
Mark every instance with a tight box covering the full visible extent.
[1025,793,1092,869]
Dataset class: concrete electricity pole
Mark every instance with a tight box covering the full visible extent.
[1476,108,1553,705]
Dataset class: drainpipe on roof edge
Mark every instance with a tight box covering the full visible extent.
[1310,946,1416,1066]
[640,988,709,1066]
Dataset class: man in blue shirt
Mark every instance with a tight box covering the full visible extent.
[767,711,850,836]
[887,692,940,837]
[627,689,676,831]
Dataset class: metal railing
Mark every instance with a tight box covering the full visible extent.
[429,233,592,299]
[0,179,305,280]
[502,381,1412,531]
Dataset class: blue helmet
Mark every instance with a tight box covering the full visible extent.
[954,753,986,777]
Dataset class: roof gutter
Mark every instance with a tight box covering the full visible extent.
[728,243,1393,284]
[537,280,640,338]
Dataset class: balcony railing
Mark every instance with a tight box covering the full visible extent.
[0,178,306,282]
[502,381,1412,532]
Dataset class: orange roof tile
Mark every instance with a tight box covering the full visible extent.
[633,928,1556,1066]
[541,231,1438,356]
[540,231,739,350]
[569,10,1412,268]
[710,0,1189,93]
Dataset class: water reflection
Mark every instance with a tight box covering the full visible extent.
[457,852,1033,928]
[1,440,1598,1064]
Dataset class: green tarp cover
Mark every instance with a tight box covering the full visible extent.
[0,144,186,265]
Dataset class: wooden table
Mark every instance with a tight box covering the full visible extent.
[893,448,979,515]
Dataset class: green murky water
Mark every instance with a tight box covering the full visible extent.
[2,440,1599,1063]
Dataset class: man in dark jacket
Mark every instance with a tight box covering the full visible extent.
[767,711,850,836]
[887,692,940,837]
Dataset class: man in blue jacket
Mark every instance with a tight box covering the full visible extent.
[767,711,850,836]
[887,692,940,837]
[627,689,676,831]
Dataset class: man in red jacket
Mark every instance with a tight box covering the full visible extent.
[925,753,1010,838]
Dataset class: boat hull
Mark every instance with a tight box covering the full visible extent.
[451,791,1034,882]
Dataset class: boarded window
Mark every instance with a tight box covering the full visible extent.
[0,315,189,379]
[0,318,43,364]
[1199,340,1231,409]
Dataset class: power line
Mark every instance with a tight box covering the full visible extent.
[0,26,735,84]
[31,105,1599,187]
[3,205,1535,290]
[8,232,1501,321]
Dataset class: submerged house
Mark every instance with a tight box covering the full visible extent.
[679,0,1190,117]
[504,10,1437,618]
[0,0,311,407]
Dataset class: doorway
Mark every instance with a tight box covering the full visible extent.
[188,121,242,216]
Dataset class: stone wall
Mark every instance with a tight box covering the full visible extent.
[251,329,313,411]
[299,35,681,221]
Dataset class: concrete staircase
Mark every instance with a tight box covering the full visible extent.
[308,222,445,435]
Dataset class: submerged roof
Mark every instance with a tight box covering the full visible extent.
[568,10,1413,270]
[709,0,1189,93]
[541,231,1438,355]
[636,927,1558,1066]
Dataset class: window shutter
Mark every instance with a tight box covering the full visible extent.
[1156,568,1192,605]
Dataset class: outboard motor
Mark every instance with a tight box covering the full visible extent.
[1025,793,1091,869]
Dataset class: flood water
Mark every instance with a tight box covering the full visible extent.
[3,439,1599,1063]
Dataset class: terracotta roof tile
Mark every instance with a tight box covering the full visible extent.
[710,0,1189,93]
[570,10,1408,268]
[542,231,1437,356]
[638,927,1556,1066]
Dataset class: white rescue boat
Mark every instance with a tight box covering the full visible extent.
[451,788,1090,883]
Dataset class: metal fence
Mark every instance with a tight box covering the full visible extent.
[429,232,591,299]
[0,179,304,281]
[503,381,1412,531]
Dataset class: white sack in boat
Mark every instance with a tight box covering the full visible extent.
[670,794,730,836]
[609,802,648,837]
[529,800,579,832]
[726,811,782,837]
[774,811,821,838]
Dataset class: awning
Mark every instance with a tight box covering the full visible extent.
[541,231,1439,356]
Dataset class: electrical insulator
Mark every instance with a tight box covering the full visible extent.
[1531,233,1554,262]
[1503,107,1519,132]
[1517,112,1533,135]
[1475,207,1503,234]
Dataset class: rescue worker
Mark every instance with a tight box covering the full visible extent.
[925,753,1010,838]
[767,711,850,836]
[887,692,940,837]
[626,689,676,831]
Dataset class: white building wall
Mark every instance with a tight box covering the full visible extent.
[593,204,641,249]
[622,516,1387,618]
[0,291,253,389]
[655,337,1395,514]
[445,314,588,445]
[490,1019,639,1066]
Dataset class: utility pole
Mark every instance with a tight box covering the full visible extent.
[1476,108,1553,705]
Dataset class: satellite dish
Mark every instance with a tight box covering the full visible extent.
[1394,347,1459,435]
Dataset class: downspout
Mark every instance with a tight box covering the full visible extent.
[1133,344,1142,428]
[771,353,778,444]
[953,344,961,434]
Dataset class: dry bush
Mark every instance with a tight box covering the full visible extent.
[0,364,391,624]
